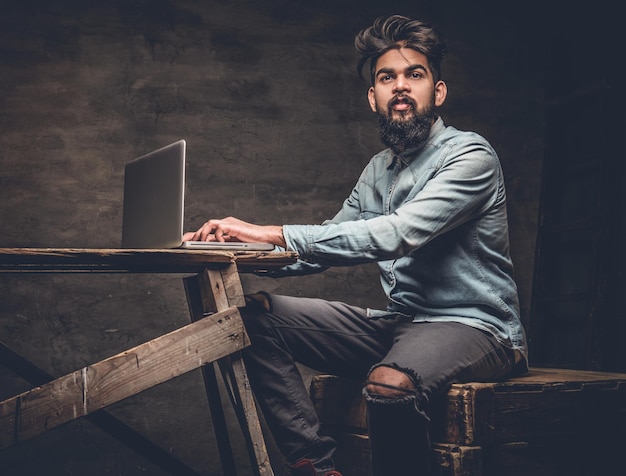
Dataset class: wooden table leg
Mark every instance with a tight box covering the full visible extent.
[184,265,274,476]
[218,354,274,475]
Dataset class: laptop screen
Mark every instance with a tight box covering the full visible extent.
[121,140,186,249]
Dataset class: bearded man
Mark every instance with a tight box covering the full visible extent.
[185,15,528,476]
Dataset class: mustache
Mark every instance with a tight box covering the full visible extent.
[388,95,417,109]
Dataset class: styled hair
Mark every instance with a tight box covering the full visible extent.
[355,15,447,84]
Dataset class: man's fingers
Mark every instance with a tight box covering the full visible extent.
[183,218,239,242]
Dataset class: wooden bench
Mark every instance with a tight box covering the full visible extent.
[310,368,626,476]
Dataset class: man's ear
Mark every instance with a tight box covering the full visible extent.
[367,87,377,112]
[434,80,447,107]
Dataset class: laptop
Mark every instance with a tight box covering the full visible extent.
[121,139,275,251]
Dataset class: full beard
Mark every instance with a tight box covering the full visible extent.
[376,97,436,154]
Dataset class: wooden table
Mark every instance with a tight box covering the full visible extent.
[0,248,298,476]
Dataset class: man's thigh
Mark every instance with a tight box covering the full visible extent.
[379,321,515,400]
[247,294,395,378]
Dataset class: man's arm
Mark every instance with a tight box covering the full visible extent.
[283,142,503,266]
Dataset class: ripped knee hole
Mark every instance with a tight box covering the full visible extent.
[365,366,416,398]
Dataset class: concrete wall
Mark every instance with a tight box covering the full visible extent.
[0,1,543,474]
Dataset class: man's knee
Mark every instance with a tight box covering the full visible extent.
[244,292,271,313]
[365,365,417,399]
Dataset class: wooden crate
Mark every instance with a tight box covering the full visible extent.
[310,368,626,476]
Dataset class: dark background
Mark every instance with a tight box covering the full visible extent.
[0,0,618,475]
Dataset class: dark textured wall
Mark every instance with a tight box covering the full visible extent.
[0,1,543,474]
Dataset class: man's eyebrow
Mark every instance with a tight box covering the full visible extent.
[375,64,428,77]
[375,67,395,77]
[406,64,428,73]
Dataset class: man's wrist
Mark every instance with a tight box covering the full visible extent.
[268,225,286,248]
[277,225,286,248]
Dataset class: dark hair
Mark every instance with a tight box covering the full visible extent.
[355,15,447,84]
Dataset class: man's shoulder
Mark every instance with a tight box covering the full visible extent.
[436,122,490,145]
[435,122,494,151]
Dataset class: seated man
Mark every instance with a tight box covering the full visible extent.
[185,14,528,476]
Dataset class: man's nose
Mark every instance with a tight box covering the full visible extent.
[393,75,410,92]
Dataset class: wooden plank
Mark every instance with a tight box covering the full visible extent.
[495,367,626,391]
[0,248,298,274]
[0,340,204,476]
[199,267,245,311]
[198,264,274,476]
[190,265,244,313]
[433,385,494,446]
[431,443,482,476]
[223,356,275,475]
[234,251,301,272]
[185,264,274,476]
[184,269,239,476]
[0,306,248,449]
[218,265,246,308]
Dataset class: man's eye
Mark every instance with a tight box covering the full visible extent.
[410,72,422,79]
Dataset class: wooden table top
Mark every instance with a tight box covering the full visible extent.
[0,247,299,274]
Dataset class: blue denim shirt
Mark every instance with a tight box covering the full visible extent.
[280,118,528,364]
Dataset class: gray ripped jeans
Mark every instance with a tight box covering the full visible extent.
[240,293,517,475]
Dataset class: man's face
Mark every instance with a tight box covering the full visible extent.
[367,47,447,120]
[367,48,447,153]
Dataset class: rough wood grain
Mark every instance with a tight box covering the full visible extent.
[0,248,298,274]
[0,306,247,449]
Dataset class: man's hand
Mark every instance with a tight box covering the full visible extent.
[182,217,286,248]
